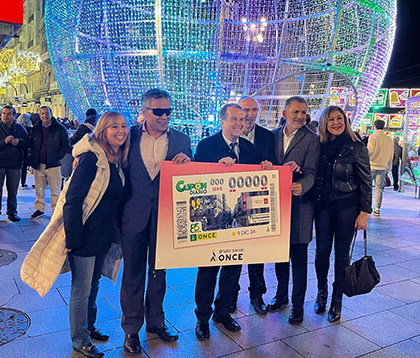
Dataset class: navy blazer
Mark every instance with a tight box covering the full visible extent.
[195,131,260,165]
[122,124,192,234]
[254,124,276,163]
[272,124,320,244]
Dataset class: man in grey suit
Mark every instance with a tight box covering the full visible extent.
[120,89,192,354]
[267,96,320,324]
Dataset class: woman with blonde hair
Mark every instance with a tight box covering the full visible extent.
[314,106,371,322]
[62,111,129,357]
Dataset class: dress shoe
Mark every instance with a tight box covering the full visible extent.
[146,324,179,342]
[212,313,241,332]
[195,320,210,340]
[124,333,142,355]
[314,290,327,314]
[89,328,109,341]
[250,297,267,315]
[7,213,20,222]
[288,307,304,324]
[267,296,288,312]
[73,342,104,358]
[328,301,342,323]
[229,301,237,314]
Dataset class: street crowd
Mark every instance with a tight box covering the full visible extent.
[0,89,395,358]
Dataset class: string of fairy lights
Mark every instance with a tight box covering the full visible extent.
[45,0,396,148]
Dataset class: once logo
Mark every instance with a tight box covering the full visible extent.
[175,180,207,194]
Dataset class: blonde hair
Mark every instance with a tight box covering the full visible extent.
[318,106,357,143]
[92,111,130,167]
[17,113,31,127]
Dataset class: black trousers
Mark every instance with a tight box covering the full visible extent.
[274,243,309,311]
[195,264,242,322]
[248,264,267,299]
[120,211,166,334]
[314,204,359,301]
[392,165,399,190]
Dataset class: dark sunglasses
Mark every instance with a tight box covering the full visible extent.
[147,107,172,116]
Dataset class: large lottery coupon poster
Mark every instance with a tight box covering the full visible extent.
[156,162,292,269]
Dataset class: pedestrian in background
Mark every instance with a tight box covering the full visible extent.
[367,120,393,216]
[314,106,371,322]
[0,106,29,222]
[392,136,402,191]
[17,113,32,188]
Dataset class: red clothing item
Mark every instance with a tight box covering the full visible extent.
[39,126,50,164]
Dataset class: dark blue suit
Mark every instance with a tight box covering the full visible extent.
[120,124,192,334]
[194,131,260,321]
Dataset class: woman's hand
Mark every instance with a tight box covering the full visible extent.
[62,248,71,255]
[354,211,368,231]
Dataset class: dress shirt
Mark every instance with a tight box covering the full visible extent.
[140,122,169,180]
[222,132,240,160]
[283,128,297,154]
[242,125,255,144]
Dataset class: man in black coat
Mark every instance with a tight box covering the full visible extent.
[29,106,70,219]
[269,96,320,324]
[0,106,29,221]
[194,103,273,340]
[228,96,276,316]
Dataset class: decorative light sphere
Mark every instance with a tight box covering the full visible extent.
[45,0,396,143]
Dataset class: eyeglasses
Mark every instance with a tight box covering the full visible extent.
[147,107,172,116]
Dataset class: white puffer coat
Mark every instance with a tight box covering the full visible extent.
[20,134,122,297]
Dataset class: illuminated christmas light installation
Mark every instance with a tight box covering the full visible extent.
[45,0,396,145]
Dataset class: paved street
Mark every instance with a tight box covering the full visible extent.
[1,175,420,358]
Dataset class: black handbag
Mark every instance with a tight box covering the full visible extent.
[344,230,380,297]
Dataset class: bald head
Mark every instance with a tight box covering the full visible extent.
[238,97,259,135]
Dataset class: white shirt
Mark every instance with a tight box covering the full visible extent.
[283,128,297,154]
[367,130,394,171]
[242,125,256,144]
[222,132,240,160]
[140,122,169,180]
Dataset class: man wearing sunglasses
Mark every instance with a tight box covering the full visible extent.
[120,89,192,354]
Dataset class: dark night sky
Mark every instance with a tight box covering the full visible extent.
[382,0,420,88]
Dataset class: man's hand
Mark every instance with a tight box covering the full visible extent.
[5,135,14,144]
[354,211,368,231]
[62,248,71,255]
[11,139,19,146]
[260,160,273,170]
[284,161,302,173]
[218,157,236,166]
[172,152,191,164]
[290,182,302,196]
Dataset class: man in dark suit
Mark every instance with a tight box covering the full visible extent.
[194,103,273,340]
[268,96,320,324]
[228,96,276,316]
[120,89,192,354]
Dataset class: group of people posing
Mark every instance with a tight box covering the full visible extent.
[20,89,375,358]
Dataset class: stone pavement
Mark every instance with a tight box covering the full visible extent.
[1,174,420,358]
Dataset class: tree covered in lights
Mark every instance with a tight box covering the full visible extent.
[45,0,396,147]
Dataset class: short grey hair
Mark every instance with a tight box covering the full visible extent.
[141,88,171,109]
[219,103,243,121]
[284,96,307,110]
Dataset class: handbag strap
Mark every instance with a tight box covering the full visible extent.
[349,230,368,262]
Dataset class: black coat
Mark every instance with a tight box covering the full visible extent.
[64,152,124,256]
[316,136,372,213]
[254,124,276,163]
[0,121,29,169]
[30,117,70,169]
[195,131,260,165]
